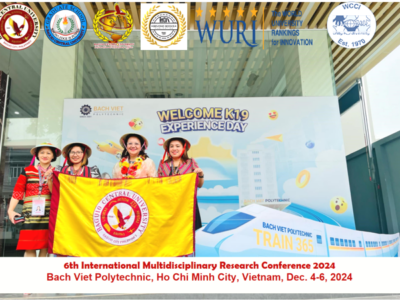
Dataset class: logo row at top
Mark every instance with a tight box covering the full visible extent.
[0,2,376,51]
[0,3,190,51]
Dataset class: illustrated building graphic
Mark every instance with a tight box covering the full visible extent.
[237,144,279,208]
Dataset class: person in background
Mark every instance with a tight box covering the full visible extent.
[157,137,204,230]
[56,142,101,178]
[7,142,61,257]
[113,133,156,179]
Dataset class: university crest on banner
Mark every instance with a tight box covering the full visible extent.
[93,189,149,246]
[49,173,198,257]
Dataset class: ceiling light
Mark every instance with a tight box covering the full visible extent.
[14,111,19,115]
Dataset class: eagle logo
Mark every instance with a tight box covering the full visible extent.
[9,18,25,37]
[93,189,149,246]
[111,205,133,230]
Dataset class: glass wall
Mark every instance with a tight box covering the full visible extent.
[77,30,335,99]
[0,35,44,256]
[0,35,44,119]
[0,29,335,256]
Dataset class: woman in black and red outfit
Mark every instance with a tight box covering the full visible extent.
[57,142,101,178]
[7,142,61,257]
[158,137,203,231]
[53,142,100,258]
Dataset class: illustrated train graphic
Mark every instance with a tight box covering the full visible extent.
[94,140,123,159]
[196,204,399,257]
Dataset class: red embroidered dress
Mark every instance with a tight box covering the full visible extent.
[157,158,200,177]
[12,165,54,250]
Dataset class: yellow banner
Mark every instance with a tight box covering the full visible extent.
[50,173,197,257]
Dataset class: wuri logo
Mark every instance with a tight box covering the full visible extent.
[327,2,376,49]
[196,6,259,47]
[141,3,187,50]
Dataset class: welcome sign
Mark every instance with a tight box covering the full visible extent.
[157,107,249,134]
[61,97,356,231]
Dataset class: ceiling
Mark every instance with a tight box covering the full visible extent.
[0,2,399,98]
[80,30,308,100]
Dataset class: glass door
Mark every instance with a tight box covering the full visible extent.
[1,148,31,256]
[0,35,44,257]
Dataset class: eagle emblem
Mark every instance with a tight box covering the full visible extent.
[112,205,133,230]
[9,18,25,37]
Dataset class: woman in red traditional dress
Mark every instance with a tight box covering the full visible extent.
[56,142,101,178]
[7,142,61,257]
[157,137,204,230]
[113,133,156,179]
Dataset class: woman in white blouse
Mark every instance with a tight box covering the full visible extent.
[113,133,156,179]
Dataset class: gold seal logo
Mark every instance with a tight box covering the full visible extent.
[93,3,133,43]
[142,5,186,49]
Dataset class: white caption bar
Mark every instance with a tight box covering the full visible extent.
[1,257,399,293]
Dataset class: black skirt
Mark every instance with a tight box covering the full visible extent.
[195,201,202,231]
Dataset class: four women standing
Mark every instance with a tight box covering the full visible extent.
[8,135,205,255]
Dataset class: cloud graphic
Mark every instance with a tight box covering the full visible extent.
[198,185,238,196]
[201,168,231,180]
[199,205,234,223]
[190,137,237,162]
[196,157,234,180]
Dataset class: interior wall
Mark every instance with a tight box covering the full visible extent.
[340,102,366,156]
[346,148,384,234]
[364,45,400,142]
[339,85,365,156]
[298,31,335,97]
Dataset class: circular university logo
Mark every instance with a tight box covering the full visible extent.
[327,2,376,49]
[149,12,179,42]
[93,189,149,246]
[142,5,186,49]
[93,3,133,43]
[44,4,87,47]
[0,4,40,51]
[80,104,91,115]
